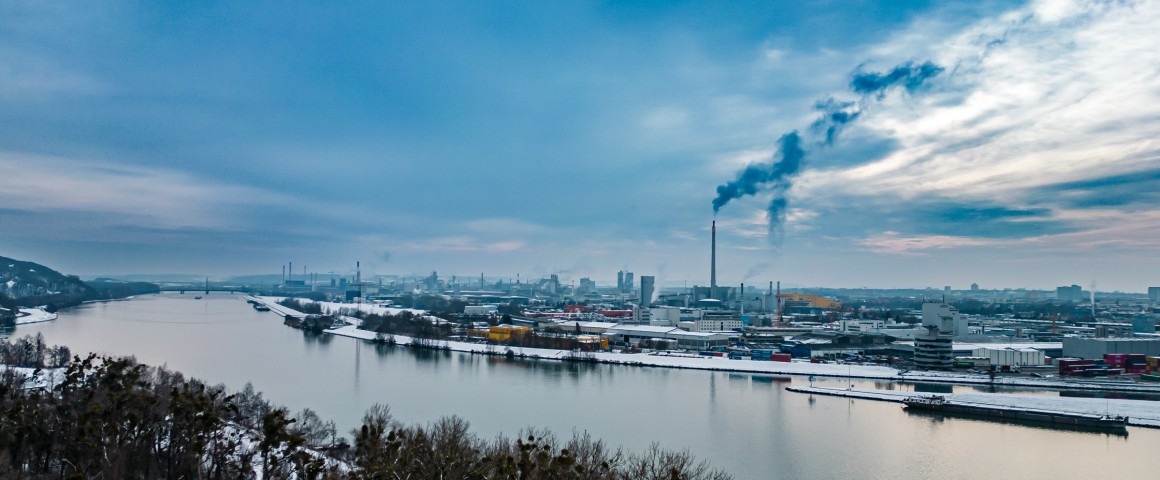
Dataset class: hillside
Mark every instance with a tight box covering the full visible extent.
[0,256,158,310]
[0,256,94,303]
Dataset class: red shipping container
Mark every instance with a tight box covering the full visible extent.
[1058,358,1093,366]
[771,353,792,362]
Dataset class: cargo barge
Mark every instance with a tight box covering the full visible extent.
[903,395,1128,432]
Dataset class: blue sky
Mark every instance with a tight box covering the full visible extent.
[2,0,1159,291]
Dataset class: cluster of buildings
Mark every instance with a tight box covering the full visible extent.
[260,222,1160,376]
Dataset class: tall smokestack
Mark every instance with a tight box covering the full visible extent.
[776,281,782,325]
[740,283,745,315]
[711,221,717,301]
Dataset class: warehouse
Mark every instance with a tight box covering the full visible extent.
[1062,337,1160,359]
[973,347,1045,367]
[606,325,729,350]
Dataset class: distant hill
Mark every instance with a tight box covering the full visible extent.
[0,256,158,309]
[0,256,95,302]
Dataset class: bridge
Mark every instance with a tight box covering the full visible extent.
[160,286,258,294]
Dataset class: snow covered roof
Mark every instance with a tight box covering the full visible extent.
[608,325,679,334]
[666,330,729,339]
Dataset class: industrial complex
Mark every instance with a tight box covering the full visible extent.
[252,221,1160,383]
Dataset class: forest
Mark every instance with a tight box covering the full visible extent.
[0,335,732,479]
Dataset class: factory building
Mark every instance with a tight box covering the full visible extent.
[648,306,700,326]
[972,347,1045,367]
[1062,337,1160,359]
[921,303,969,337]
[606,325,729,350]
[464,305,498,316]
[1056,285,1085,302]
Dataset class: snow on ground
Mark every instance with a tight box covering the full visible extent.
[323,325,1160,393]
[785,386,1160,428]
[15,307,57,325]
[247,297,1160,394]
[3,365,67,390]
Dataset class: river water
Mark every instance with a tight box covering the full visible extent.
[18,293,1157,479]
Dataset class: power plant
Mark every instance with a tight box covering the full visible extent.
[710,220,717,301]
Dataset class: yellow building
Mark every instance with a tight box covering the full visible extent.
[576,336,609,350]
[777,293,841,309]
[488,325,532,342]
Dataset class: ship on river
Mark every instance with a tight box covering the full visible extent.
[903,395,1129,433]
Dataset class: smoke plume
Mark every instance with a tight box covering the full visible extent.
[850,61,944,97]
[711,60,944,236]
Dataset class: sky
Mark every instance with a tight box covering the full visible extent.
[2,0,1159,292]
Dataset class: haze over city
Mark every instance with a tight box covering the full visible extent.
[2,0,1159,291]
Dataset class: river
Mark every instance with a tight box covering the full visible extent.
[17,293,1157,479]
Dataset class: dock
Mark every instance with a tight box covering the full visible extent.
[785,386,1160,429]
[244,295,306,320]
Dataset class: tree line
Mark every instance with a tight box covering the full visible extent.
[0,333,71,369]
[0,337,732,479]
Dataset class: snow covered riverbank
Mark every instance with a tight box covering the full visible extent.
[248,296,1160,394]
[786,386,1160,429]
[323,324,1160,393]
[15,308,57,325]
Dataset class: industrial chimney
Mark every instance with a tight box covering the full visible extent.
[710,221,717,301]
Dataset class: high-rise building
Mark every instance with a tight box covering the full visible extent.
[579,277,596,295]
[914,327,954,370]
[1057,285,1084,302]
[970,283,979,291]
[624,272,634,294]
[617,271,625,292]
[1149,287,1160,303]
[921,303,968,337]
[640,276,655,307]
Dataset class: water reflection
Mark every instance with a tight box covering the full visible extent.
[904,409,1131,438]
[18,293,1160,480]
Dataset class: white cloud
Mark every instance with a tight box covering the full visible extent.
[0,152,288,229]
[401,237,525,253]
[858,232,998,255]
[796,0,1160,239]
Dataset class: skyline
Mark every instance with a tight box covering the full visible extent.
[3,0,1160,291]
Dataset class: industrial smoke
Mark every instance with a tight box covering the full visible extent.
[711,60,945,238]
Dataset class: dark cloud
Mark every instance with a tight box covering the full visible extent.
[806,199,1074,240]
[911,203,1068,238]
[1031,168,1160,208]
[811,98,862,146]
[850,61,945,98]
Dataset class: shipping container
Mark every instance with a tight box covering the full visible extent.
[1058,358,1094,367]
[771,353,792,362]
